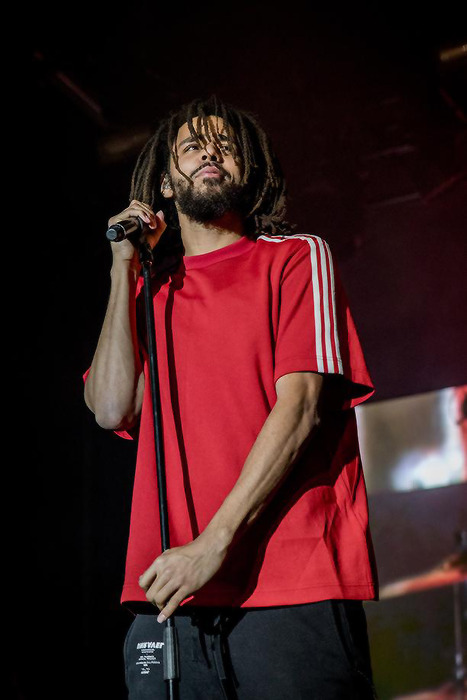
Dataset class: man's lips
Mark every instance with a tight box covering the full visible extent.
[194,166,224,179]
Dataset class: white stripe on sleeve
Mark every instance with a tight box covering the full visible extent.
[258,234,343,375]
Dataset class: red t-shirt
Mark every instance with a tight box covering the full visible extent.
[97,234,378,608]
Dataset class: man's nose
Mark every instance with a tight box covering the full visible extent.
[201,142,221,161]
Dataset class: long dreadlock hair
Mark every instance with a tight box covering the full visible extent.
[129,96,294,271]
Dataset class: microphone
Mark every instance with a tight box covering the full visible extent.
[106,217,143,242]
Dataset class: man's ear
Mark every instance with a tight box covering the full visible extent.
[161,174,173,199]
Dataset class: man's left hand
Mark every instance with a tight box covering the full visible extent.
[138,532,228,621]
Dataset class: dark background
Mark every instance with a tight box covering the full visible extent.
[19,2,466,698]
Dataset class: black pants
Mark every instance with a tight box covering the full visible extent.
[124,600,377,699]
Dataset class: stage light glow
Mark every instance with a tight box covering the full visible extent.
[356,385,467,493]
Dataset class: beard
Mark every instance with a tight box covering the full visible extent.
[172,175,250,224]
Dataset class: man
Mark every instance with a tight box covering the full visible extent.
[84,96,379,699]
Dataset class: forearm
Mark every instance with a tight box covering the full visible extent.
[84,260,144,430]
[203,375,322,550]
[139,373,323,619]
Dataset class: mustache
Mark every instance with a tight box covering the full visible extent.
[191,162,230,179]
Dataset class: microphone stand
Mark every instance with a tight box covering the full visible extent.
[106,219,180,697]
[138,236,180,700]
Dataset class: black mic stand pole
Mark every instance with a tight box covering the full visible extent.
[138,237,180,700]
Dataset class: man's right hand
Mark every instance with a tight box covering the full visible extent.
[108,199,167,266]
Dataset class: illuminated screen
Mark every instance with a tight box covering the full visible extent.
[355,384,467,494]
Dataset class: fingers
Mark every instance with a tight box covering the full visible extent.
[139,552,188,621]
[138,556,163,591]
[142,571,188,621]
[156,589,188,623]
[129,200,166,233]
[146,578,179,611]
[108,200,166,232]
[129,200,157,229]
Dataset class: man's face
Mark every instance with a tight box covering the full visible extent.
[163,116,248,223]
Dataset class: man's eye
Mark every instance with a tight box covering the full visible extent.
[182,141,232,154]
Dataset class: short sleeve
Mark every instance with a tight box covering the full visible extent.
[273,236,374,409]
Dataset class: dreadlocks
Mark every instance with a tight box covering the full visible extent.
[130,96,294,248]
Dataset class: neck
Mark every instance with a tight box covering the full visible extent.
[179,211,245,257]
